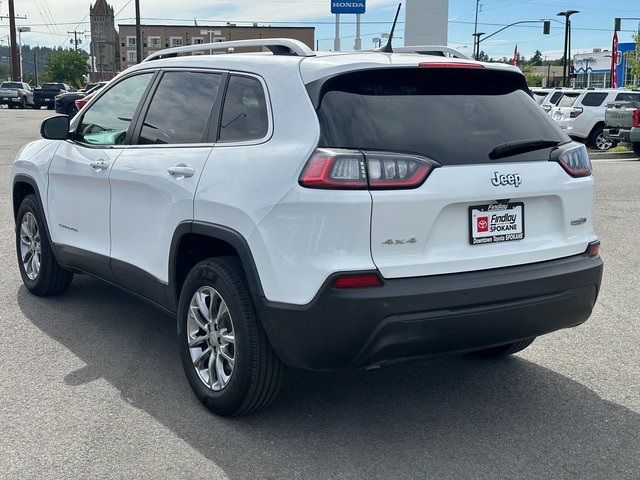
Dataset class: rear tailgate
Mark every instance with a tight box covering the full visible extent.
[370,160,594,278]
[311,64,594,279]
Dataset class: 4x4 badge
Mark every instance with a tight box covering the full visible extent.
[491,171,522,187]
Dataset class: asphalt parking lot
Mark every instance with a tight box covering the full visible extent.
[1,107,639,479]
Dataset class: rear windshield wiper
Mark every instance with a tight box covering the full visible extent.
[489,139,562,160]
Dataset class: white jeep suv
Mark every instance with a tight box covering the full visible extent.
[12,39,603,416]
[550,88,640,150]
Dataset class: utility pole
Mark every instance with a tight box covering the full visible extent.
[135,0,142,63]
[4,0,27,81]
[67,30,85,51]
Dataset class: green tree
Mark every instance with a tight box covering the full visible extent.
[530,50,543,66]
[522,66,544,87]
[0,61,10,80]
[477,50,490,62]
[626,33,640,88]
[42,49,90,86]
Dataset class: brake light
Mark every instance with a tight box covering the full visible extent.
[633,108,640,128]
[586,240,600,257]
[419,62,484,69]
[298,149,367,189]
[555,144,591,177]
[75,94,93,110]
[299,149,436,190]
[569,107,583,118]
[332,273,382,288]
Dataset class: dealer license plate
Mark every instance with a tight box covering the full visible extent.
[469,202,524,245]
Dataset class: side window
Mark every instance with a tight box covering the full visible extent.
[138,71,222,144]
[580,92,607,107]
[76,73,153,146]
[219,75,268,142]
[614,92,640,102]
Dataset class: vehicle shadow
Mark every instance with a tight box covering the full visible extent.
[18,275,640,480]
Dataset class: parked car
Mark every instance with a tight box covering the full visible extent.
[12,38,603,416]
[530,87,566,113]
[33,82,74,109]
[549,88,640,150]
[0,81,35,109]
[55,81,108,117]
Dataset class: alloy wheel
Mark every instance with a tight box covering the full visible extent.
[186,286,236,391]
[19,212,41,280]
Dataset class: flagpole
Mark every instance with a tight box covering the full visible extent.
[610,30,618,88]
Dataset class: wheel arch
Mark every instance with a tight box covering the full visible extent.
[589,120,605,135]
[168,222,265,312]
[13,174,41,221]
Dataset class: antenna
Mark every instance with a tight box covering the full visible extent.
[377,3,402,53]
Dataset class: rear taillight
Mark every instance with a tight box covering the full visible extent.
[75,94,92,110]
[332,273,382,288]
[586,240,600,257]
[569,107,583,118]
[554,143,591,177]
[633,108,640,128]
[299,148,437,190]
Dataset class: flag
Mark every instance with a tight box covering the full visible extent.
[512,45,518,66]
[611,31,618,88]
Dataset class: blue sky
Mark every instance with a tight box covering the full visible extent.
[1,0,639,61]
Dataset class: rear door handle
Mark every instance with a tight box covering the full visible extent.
[167,164,195,179]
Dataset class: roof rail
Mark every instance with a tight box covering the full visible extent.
[143,38,315,62]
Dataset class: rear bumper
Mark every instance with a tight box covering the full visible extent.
[603,127,631,142]
[256,253,603,371]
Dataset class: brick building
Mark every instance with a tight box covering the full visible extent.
[118,24,315,69]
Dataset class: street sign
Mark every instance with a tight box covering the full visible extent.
[331,1,365,14]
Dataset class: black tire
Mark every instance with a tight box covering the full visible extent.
[472,337,535,359]
[588,126,613,151]
[66,103,78,117]
[178,257,283,416]
[16,194,73,296]
[18,97,26,109]
[632,142,640,156]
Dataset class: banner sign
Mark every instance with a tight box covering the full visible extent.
[331,1,365,14]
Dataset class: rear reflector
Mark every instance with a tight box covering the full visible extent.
[586,240,600,257]
[332,273,382,289]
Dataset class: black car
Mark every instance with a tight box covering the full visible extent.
[55,82,108,117]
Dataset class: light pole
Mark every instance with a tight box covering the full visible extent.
[473,32,484,60]
[473,0,481,59]
[17,26,30,81]
[557,10,579,87]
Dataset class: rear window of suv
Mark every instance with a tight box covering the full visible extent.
[557,92,581,107]
[312,68,566,165]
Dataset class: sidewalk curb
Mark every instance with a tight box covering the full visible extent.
[589,151,638,160]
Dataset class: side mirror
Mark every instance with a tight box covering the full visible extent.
[40,115,70,140]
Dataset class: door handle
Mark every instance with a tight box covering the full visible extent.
[167,164,195,179]
[89,160,109,171]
